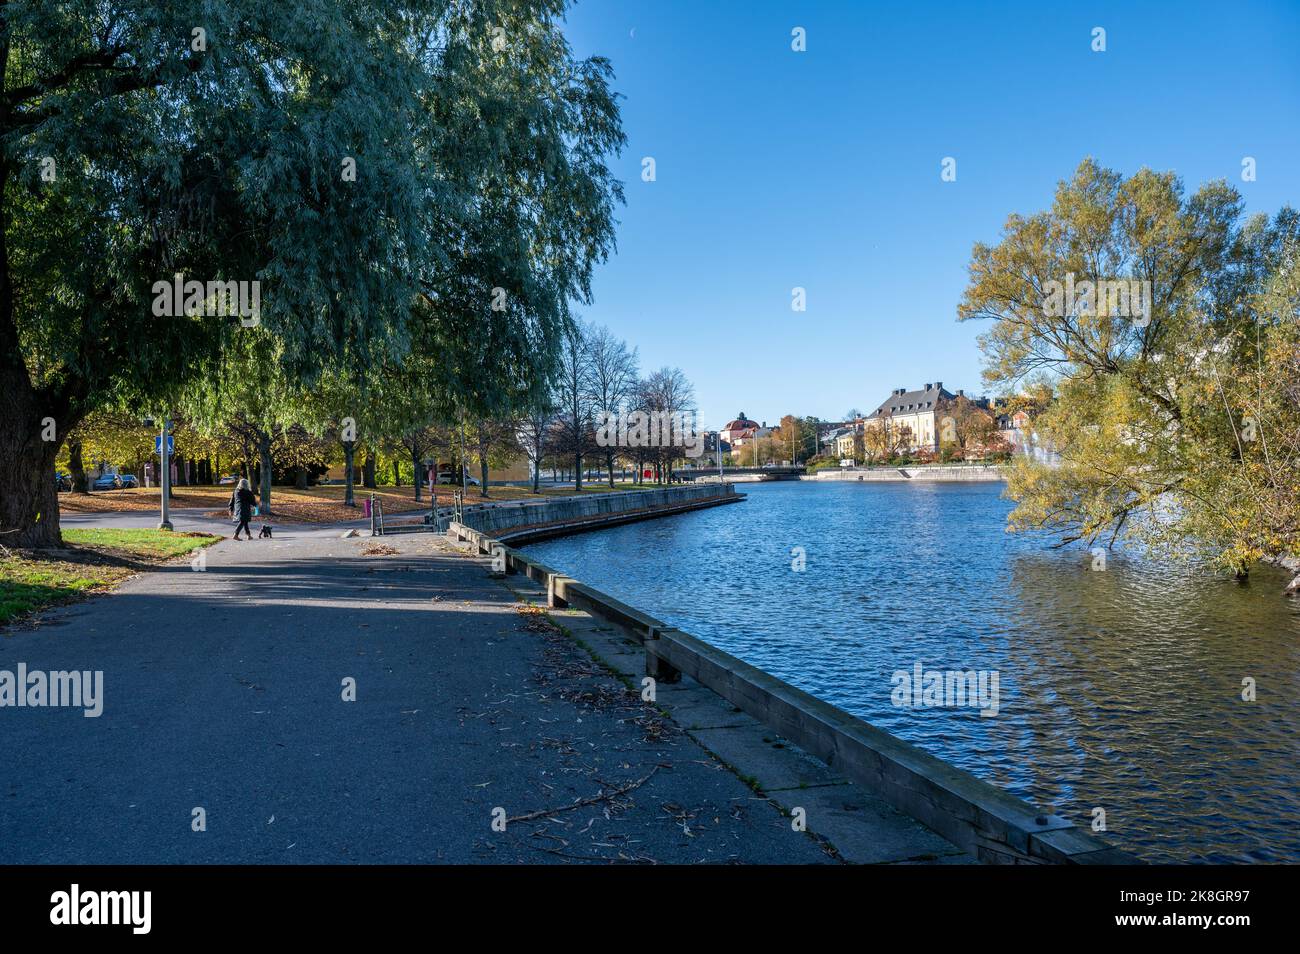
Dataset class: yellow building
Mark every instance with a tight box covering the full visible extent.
[863,382,955,454]
[834,424,864,461]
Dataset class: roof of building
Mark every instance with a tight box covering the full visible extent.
[867,383,956,419]
[722,412,760,431]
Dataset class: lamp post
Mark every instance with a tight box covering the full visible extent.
[158,416,173,531]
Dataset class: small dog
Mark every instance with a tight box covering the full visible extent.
[258,525,273,539]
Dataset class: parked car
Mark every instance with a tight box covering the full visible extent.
[218,475,241,485]
[92,474,122,490]
[54,472,72,492]
[117,474,139,488]
[435,472,480,486]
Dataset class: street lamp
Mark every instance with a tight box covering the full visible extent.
[158,417,173,531]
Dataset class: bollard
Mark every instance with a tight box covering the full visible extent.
[644,626,681,683]
[547,574,571,609]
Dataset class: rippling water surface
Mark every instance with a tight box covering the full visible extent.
[524,480,1300,863]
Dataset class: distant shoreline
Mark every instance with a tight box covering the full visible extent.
[803,464,1005,483]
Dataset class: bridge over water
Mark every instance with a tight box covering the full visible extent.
[682,466,805,481]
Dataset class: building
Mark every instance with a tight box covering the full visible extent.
[722,412,773,465]
[719,412,760,447]
[997,407,1060,464]
[996,409,1033,452]
[684,431,729,468]
[863,382,956,454]
[831,421,865,462]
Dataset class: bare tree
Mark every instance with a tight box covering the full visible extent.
[554,323,596,491]
[586,325,639,487]
[639,366,697,483]
[517,393,558,494]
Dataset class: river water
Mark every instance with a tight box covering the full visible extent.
[523,480,1300,863]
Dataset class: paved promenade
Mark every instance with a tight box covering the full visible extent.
[1,522,965,864]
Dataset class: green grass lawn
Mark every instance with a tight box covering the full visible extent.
[60,528,217,558]
[1,529,220,626]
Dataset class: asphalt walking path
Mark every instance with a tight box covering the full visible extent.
[0,524,850,864]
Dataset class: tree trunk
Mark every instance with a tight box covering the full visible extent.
[0,389,63,547]
[363,451,376,489]
[257,431,273,516]
[392,459,401,487]
[606,450,615,488]
[68,437,90,493]
[294,464,308,490]
[343,441,356,506]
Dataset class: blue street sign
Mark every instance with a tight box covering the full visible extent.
[155,435,174,455]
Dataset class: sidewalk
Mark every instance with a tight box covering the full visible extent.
[2,528,844,863]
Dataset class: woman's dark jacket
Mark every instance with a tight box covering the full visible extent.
[229,488,256,523]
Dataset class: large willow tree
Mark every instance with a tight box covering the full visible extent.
[961,159,1300,580]
[1,0,623,546]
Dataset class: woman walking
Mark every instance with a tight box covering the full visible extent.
[228,477,257,540]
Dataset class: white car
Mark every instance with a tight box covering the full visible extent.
[435,473,480,486]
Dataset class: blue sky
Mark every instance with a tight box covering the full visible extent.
[560,0,1300,429]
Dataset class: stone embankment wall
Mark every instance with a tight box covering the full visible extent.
[453,484,742,542]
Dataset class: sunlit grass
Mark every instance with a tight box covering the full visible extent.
[1,529,219,625]
[61,528,218,558]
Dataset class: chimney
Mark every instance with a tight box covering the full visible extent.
[957,389,965,397]
[935,381,943,391]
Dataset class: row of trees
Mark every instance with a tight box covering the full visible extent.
[962,158,1300,582]
[59,316,706,509]
[524,322,700,490]
[2,0,627,544]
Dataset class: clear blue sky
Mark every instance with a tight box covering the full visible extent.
[561,0,1300,429]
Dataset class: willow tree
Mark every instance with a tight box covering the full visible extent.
[960,158,1299,578]
[183,331,300,515]
[1,0,624,546]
